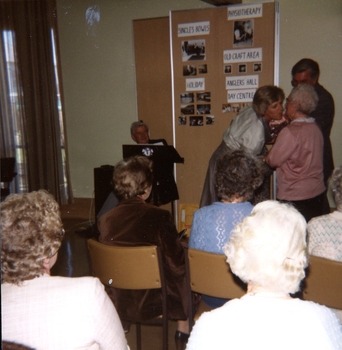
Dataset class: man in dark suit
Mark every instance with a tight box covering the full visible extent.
[291,58,335,214]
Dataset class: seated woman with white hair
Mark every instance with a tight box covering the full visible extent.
[186,200,342,349]
[308,165,342,323]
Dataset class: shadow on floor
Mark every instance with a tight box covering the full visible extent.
[125,322,178,350]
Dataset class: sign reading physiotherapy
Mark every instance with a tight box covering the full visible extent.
[227,4,263,20]
[178,21,210,37]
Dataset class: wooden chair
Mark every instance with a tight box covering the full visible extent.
[185,248,247,330]
[302,255,342,310]
[0,157,16,200]
[87,239,168,350]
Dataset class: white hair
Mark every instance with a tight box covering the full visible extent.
[224,200,308,294]
[290,84,318,115]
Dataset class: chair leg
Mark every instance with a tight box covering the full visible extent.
[136,323,142,350]
[163,318,168,350]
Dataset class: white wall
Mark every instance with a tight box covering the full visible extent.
[57,0,342,199]
[57,0,213,198]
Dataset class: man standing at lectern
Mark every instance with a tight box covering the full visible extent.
[291,58,335,214]
[130,120,180,206]
[130,120,168,146]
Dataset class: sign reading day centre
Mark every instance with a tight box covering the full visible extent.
[227,89,256,103]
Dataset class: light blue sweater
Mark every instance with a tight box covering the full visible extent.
[189,201,253,254]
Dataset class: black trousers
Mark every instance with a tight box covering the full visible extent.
[278,191,326,223]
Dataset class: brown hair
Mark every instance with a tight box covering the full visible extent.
[1,190,64,285]
[113,156,153,200]
[215,150,264,202]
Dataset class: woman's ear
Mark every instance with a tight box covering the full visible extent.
[42,253,58,274]
[138,186,152,201]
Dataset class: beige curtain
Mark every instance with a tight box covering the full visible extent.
[0,0,73,204]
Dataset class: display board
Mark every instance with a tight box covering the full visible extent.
[170,3,278,225]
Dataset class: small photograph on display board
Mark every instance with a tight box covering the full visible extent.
[189,116,203,126]
[197,104,211,114]
[183,64,197,76]
[224,65,232,74]
[238,64,247,73]
[206,115,214,125]
[197,92,210,102]
[241,102,251,109]
[179,116,187,125]
[182,39,206,61]
[181,104,194,114]
[231,103,241,113]
[233,19,254,47]
[222,103,231,113]
[180,92,194,103]
[198,64,208,74]
[253,63,262,72]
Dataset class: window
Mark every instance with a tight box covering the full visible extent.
[1,28,70,199]
[1,30,28,193]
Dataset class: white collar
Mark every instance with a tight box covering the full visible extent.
[291,117,315,123]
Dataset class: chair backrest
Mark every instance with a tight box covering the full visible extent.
[187,248,246,299]
[302,255,342,310]
[87,239,163,290]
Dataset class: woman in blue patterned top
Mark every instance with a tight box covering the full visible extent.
[189,149,265,308]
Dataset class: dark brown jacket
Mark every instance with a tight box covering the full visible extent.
[98,197,188,322]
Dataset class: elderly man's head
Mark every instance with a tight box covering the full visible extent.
[291,58,320,87]
[130,121,150,144]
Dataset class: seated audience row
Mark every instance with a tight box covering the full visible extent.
[187,200,342,349]
[308,165,342,323]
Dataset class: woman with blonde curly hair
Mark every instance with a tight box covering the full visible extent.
[187,200,342,349]
[1,190,128,350]
[308,165,342,323]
